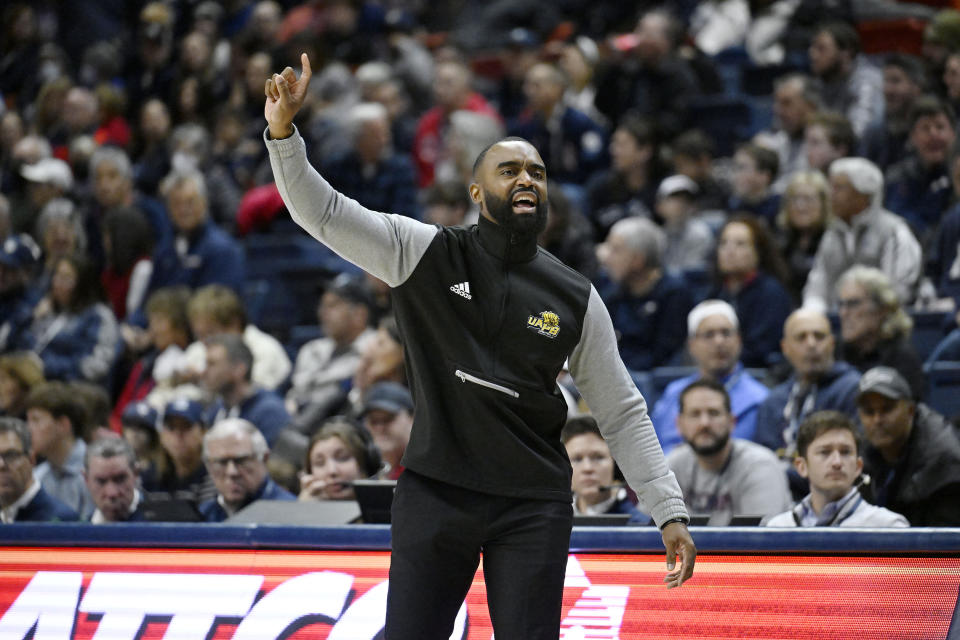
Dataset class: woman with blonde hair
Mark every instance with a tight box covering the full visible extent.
[835,265,924,398]
[0,351,45,419]
[775,170,832,303]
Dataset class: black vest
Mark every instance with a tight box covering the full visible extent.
[392,215,592,501]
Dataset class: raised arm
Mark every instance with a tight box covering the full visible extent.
[264,54,437,286]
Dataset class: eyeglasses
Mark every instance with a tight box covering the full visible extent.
[836,297,867,311]
[0,449,26,466]
[205,454,260,473]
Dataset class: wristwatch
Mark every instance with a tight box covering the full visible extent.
[659,517,690,530]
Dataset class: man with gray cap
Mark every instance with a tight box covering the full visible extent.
[856,366,960,526]
[360,382,413,481]
[650,299,770,454]
[803,157,921,311]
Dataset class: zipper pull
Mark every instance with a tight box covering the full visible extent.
[456,370,466,383]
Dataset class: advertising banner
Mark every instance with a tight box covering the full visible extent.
[1,547,958,639]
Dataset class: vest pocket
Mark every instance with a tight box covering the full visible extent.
[454,369,520,398]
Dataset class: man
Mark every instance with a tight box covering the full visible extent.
[755,309,861,462]
[359,382,413,481]
[203,334,291,448]
[316,102,419,219]
[596,216,694,371]
[0,417,78,522]
[803,157,922,311]
[727,143,780,224]
[141,398,216,506]
[151,171,246,294]
[884,95,956,239]
[754,74,819,192]
[765,411,909,527]
[808,21,883,137]
[198,418,294,522]
[509,62,608,186]
[287,275,376,426]
[859,54,926,171]
[668,379,791,526]
[265,54,694,639]
[85,438,145,523]
[24,382,94,518]
[856,366,960,526]
[19,158,73,221]
[651,300,770,454]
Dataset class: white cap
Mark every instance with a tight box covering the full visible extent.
[20,158,73,191]
[687,299,739,336]
[656,174,698,200]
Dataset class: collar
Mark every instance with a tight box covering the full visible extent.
[476,214,539,262]
[90,489,141,524]
[574,487,627,516]
[217,478,270,516]
[797,487,861,526]
[0,478,40,523]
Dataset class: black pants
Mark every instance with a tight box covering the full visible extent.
[385,470,574,639]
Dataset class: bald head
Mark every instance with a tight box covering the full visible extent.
[781,308,835,382]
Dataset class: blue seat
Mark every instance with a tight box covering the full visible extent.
[689,96,753,157]
[910,311,950,362]
[923,361,960,419]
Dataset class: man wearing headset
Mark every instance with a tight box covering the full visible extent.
[264,54,695,640]
[764,410,908,527]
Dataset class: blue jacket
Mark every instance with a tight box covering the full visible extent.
[205,388,291,447]
[885,154,951,238]
[599,273,694,372]
[151,219,246,294]
[929,203,960,304]
[30,303,120,383]
[727,193,781,225]
[508,105,608,185]
[198,477,295,522]
[318,150,420,219]
[650,363,770,454]
[714,272,794,368]
[754,361,861,455]
[16,486,80,522]
[0,288,35,352]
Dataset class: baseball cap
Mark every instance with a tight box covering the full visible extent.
[20,158,73,191]
[163,398,205,425]
[857,367,912,402]
[361,382,414,416]
[121,401,160,431]
[656,174,699,200]
[0,235,41,270]
[324,274,374,309]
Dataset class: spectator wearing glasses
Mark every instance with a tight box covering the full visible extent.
[0,417,78,522]
[199,418,294,522]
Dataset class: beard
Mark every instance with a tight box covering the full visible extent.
[687,429,731,457]
[483,187,548,239]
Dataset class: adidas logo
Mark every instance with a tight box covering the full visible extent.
[449,281,472,300]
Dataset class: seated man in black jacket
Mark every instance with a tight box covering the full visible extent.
[856,366,960,526]
[0,417,78,522]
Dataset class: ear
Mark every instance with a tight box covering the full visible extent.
[794,456,809,479]
[855,456,863,476]
[468,182,482,206]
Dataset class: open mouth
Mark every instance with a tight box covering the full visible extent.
[512,191,538,213]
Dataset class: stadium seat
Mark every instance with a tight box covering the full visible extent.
[923,361,960,420]
[688,96,753,157]
[910,310,950,362]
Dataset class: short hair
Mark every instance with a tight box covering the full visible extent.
[774,73,822,111]
[642,8,684,50]
[807,111,856,154]
[89,146,132,181]
[607,217,666,269]
[678,378,731,414]
[145,286,192,338]
[203,418,268,459]
[24,382,87,438]
[735,143,779,179]
[617,113,656,148]
[471,136,532,177]
[206,333,254,381]
[170,123,211,161]
[35,198,86,254]
[160,170,208,204]
[560,414,602,444]
[796,410,860,458]
[305,416,380,477]
[0,352,45,391]
[829,157,884,206]
[85,436,137,472]
[884,53,927,91]
[815,21,861,56]
[188,284,246,328]
[672,129,715,159]
[907,94,957,131]
[0,417,31,453]
[836,265,912,340]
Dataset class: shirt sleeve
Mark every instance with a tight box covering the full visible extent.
[568,285,689,527]
[265,127,439,287]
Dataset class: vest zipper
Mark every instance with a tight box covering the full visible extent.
[455,369,520,398]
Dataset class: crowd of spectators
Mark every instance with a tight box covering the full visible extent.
[1,0,960,528]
